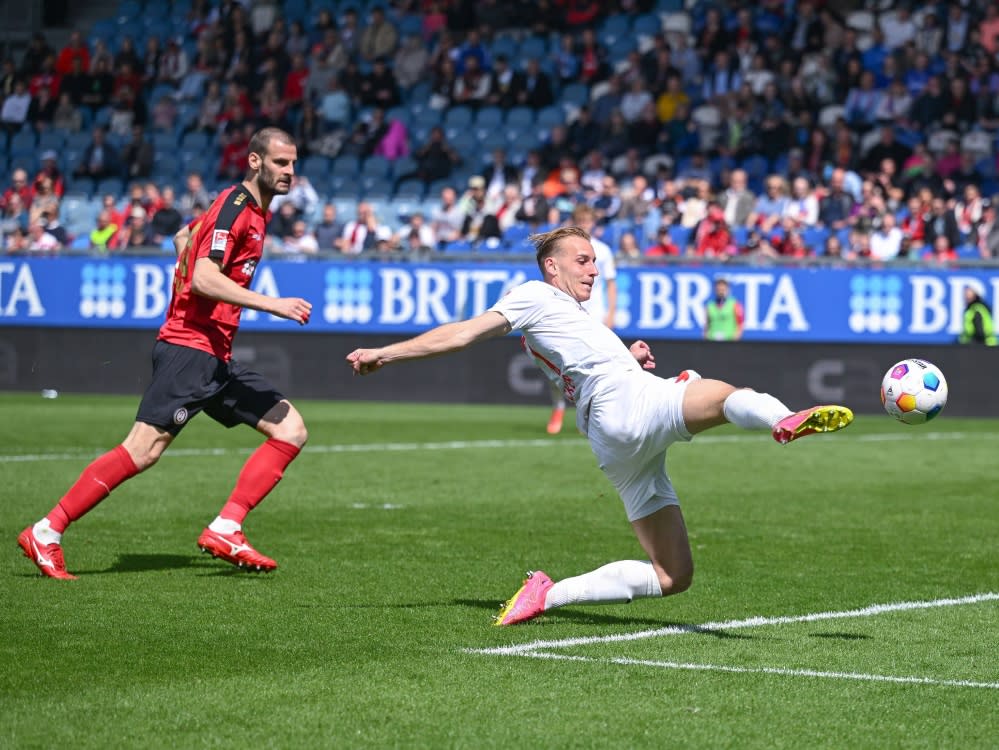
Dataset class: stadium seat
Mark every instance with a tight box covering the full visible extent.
[361,155,391,178]
[444,106,473,129]
[394,179,425,200]
[442,239,474,253]
[802,227,830,253]
[518,36,546,61]
[536,105,565,129]
[475,106,503,129]
[10,131,36,152]
[956,244,979,259]
[331,155,361,176]
[478,131,508,152]
[180,132,210,151]
[633,13,663,38]
[490,35,518,61]
[37,131,66,152]
[505,107,534,129]
[669,225,692,249]
[151,131,177,152]
[598,14,631,45]
[502,223,531,247]
[300,155,331,182]
[560,83,589,109]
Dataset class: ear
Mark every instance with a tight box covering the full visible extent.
[247,150,262,172]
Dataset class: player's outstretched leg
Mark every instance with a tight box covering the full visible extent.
[772,405,854,445]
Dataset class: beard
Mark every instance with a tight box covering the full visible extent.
[259,164,291,195]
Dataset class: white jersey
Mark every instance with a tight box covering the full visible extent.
[581,236,616,323]
[490,280,640,415]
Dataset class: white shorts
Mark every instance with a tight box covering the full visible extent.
[584,371,695,522]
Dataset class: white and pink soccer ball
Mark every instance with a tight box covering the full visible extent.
[881,359,948,425]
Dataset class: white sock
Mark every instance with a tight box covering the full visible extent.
[33,518,61,545]
[208,517,241,534]
[723,389,793,430]
[544,560,662,610]
[550,383,566,411]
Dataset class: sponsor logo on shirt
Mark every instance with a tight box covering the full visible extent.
[211,230,229,252]
[173,407,189,424]
[241,259,257,278]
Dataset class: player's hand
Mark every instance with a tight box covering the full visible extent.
[346,349,384,376]
[272,297,313,325]
[630,340,656,370]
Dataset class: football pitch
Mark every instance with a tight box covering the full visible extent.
[2,393,997,748]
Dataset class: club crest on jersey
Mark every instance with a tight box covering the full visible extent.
[211,229,229,252]
[241,259,257,277]
[173,408,189,425]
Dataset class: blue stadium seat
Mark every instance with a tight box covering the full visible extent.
[598,15,631,44]
[560,83,589,109]
[502,223,531,247]
[633,13,663,37]
[448,131,477,157]
[180,131,210,151]
[361,155,391,177]
[37,131,66,152]
[536,105,565,129]
[444,106,473,129]
[442,239,474,253]
[491,36,518,61]
[479,131,509,152]
[475,106,503,128]
[10,131,36,151]
[518,36,546,62]
[506,107,534,129]
[956,243,979,259]
[331,155,360,176]
[96,177,124,196]
[802,227,830,253]
[394,179,425,200]
[300,155,331,181]
[741,154,770,180]
[64,176,94,196]
[669,225,692,249]
[151,131,177,151]
[390,155,418,180]
[393,198,422,221]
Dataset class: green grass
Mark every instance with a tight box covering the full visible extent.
[1,393,997,748]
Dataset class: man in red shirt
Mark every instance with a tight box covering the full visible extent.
[18,127,313,579]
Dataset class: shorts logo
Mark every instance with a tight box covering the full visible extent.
[173,408,189,425]
[211,230,229,252]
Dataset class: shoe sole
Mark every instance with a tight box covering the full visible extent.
[778,406,854,444]
[198,545,276,573]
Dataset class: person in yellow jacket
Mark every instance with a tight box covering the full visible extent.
[704,278,744,341]
[959,286,997,345]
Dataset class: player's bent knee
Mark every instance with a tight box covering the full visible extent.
[658,566,694,596]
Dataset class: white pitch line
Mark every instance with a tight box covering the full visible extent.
[1,431,997,463]
[467,592,999,656]
[520,652,999,690]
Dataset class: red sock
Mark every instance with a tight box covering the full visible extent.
[46,445,140,533]
[218,438,301,525]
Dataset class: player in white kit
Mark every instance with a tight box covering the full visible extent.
[546,204,617,434]
[346,226,853,625]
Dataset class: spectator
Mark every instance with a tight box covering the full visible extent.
[217,123,252,181]
[514,179,550,227]
[452,55,490,107]
[89,209,118,252]
[270,175,320,219]
[0,193,28,246]
[618,175,654,223]
[910,75,946,130]
[266,201,299,249]
[619,77,653,124]
[34,151,64,197]
[458,175,500,241]
[52,91,82,131]
[486,54,520,108]
[79,56,114,112]
[26,220,61,252]
[644,225,680,257]
[923,196,961,249]
[282,52,310,110]
[617,231,640,258]
[819,168,856,230]
[393,35,429,90]
[28,174,59,228]
[1,78,32,133]
[360,6,398,61]
[721,169,755,228]
[158,37,189,88]
[976,199,999,258]
[360,56,400,109]
[691,203,735,258]
[751,175,788,234]
[430,186,465,245]
[482,148,519,198]
[922,234,957,264]
[398,212,436,250]
[121,124,154,180]
[1,167,32,212]
[149,186,183,245]
[490,184,523,235]
[517,58,554,109]
[959,286,997,345]
[319,75,351,132]
[55,31,89,76]
[954,184,985,237]
[782,176,820,229]
[20,32,54,78]
[869,213,904,260]
[341,201,380,254]
[314,204,344,252]
[113,205,153,250]
[281,219,320,255]
[844,71,882,132]
[590,176,621,225]
[405,126,461,184]
[177,172,211,220]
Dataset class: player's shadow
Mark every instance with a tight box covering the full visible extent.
[453,598,753,638]
[101,553,212,574]
[809,632,871,640]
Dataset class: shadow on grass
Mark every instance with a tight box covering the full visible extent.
[69,553,215,575]
[453,598,754,637]
[809,632,871,640]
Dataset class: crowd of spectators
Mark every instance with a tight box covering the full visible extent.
[1,0,999,263]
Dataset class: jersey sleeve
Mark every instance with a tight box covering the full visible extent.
[196,189,248,264]
[489,281,547,332]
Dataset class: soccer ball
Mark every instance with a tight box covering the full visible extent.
[880,359,948,425]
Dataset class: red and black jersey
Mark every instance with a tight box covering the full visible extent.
[158,184,269,361]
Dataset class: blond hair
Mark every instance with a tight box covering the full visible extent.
[530,225,590,274]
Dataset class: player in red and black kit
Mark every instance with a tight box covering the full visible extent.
[18,127,313,579]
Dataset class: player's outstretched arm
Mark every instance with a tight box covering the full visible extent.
[191,257,312,324]
[347,311,511,375]
[630,339,656,370]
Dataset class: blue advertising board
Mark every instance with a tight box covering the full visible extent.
[1,256,997,344]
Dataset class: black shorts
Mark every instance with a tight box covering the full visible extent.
[135,340,286,436]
